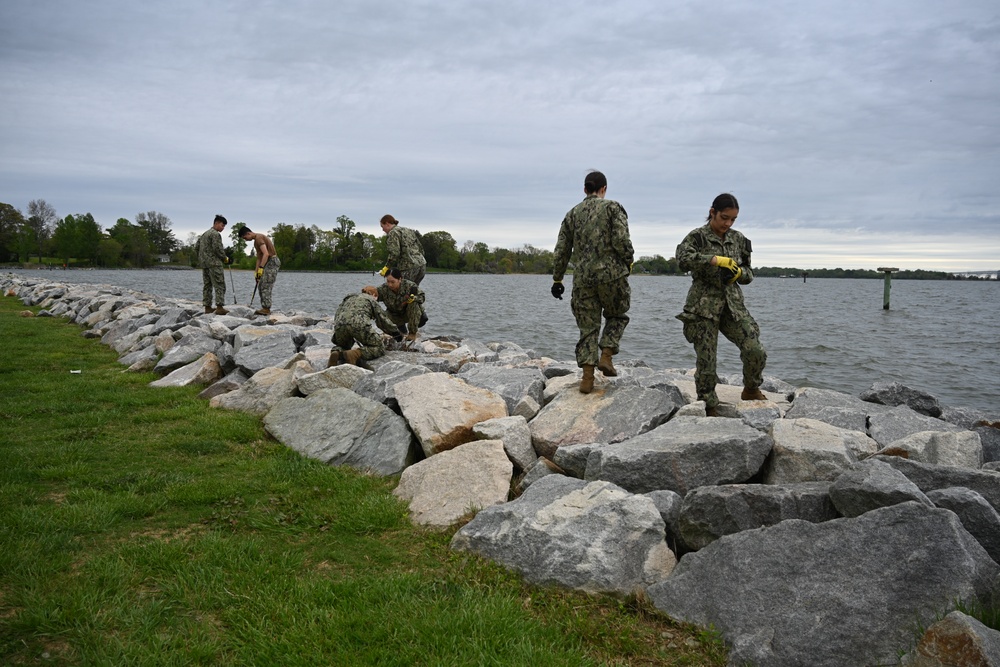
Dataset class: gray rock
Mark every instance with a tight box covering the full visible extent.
[736,400,783,431]
[678,482,838,551]
[648,502,1000,667]
[829,458,934,518]
[394,440,512,526]
[644,489,684,554]
[764,418,879,483]
[861,380,943,417]
[585,417,773,495]
[451,475,675,595]
[264,387,417,476]
[926,487,1000,563]
[458,365,546,415]
[198,369,249,400]
[985,461,1000,473]
[875,455,1000,514]
[514,457,563,495]
[296,364,371,396]
[153,333,221,374]
[529,385,681,459]
[209,364,301,415]
[902,610,1000,666]
[940,405,997,430]
[151,307,191,330]
[233,330,298,375]
[975,423,1000,464]
[472,415,537,472]
[784,386,890,433]
[395,372,508,457]
[868,404,964,447]
[149,353,222,388]
[510,394,541,420]
[878,430,983,469]
[551,442,598,479]
[119,344,159,369]
[352,360,431,411]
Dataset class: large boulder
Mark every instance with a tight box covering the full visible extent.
[861,380,943,417]
[394,373,508,457]
[233,330,298,375]
[264,387,417,476]
[878,430,983,469]
[458,365,545,415]
[295,364,371,396]
[678,482,838,551]
[648,502,1000,667]
[451,475,675,595]
[902,610,1000,666]
[763,418,879,483]
[471,415,537,472]
[393,440,512,526]
[149,352,222,388]
[351,360,431,411]
[153,333,221,375]
[209,364,301,415]
[868,405,964,448]
[529,385,681,459]
[875,455,1000,514]
[584,417,773,495]
[926,487,1000,564]
[784,386,889,433]
[829,458,934,518]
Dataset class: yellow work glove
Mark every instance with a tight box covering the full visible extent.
[714,256,742,285]
[379,266,389,277]
[255,267,263,280]
[714,256,737,270]
[223,256,230,264]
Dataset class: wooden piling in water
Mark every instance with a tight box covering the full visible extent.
[877,267,898,309]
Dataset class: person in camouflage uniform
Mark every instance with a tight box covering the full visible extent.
[328,286,400,367]
[237,224,281,316]
[378,214,426,285]
[675,193,767,416]
[195,214,230,314]
[551,170,634,393]
[376,268,427,341]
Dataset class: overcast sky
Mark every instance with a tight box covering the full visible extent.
[3,0,999,271]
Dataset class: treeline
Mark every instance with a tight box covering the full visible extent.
[1,201,989,279]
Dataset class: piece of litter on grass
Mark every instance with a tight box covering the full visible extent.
[69,370,82,374]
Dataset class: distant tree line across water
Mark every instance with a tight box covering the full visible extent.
[0,200,991,280]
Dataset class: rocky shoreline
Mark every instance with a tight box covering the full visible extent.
[5,273,1000,667]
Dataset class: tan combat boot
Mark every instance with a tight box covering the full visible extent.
[214,306,229,315]
[597,348,617,377]
[327,350,340,368]
[343,349,364,366]
[579,365,595,394]
[204,306,213,314]
[705,405,718,417]
[254,308,270,316]
[741,387,767,401]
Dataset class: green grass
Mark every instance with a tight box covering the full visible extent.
[0,294,727,666]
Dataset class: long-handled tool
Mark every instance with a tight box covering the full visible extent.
[248,278,259,307]
[227,264,237,304]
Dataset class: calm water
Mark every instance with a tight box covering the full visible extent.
[7,268,1000,414]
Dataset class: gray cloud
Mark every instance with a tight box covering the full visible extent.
[2,0,998,270]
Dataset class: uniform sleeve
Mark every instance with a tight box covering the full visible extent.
[371,301,399,334]
[551,214,574,282]
[385,228,401,267]
[610,203,633,266]
[209,231,227,262]
[675,229,709,273]
[737,236,755,285]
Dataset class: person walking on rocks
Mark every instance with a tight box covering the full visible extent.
[551,170,634,394]
[376,268,427,342]
[378,214,426,285]
[675,193,767,416]
[328,286,401,367]
[237,224,281,316]
[196,214,231,315]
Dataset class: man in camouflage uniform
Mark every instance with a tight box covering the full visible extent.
[328,286,401,367]
[195,214,230,315]
[378,214,427,285]
[376,268,427,342]
[675,193,767,416]
[551,170,634,393]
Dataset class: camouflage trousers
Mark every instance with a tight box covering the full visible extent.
[400,264,425,286]
[570,276,631,367]
[385,301,425,334]
[258,257,281,309]
[681,308,767,409]
[202,266,226,307]
[331,324,386,361]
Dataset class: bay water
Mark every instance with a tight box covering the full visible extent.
[8,268,999,415]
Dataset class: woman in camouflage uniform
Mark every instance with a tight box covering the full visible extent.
[376,268,427,341]
[675,193,767,416]
[378,214,427,285]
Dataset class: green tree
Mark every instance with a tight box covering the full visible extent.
[0,202,25,263]
[109,218,152,267]
[97,237,123,267]
[135,211,178,254]
[421,231,460,270]
[26,199,58,263]
[52,213,103,265]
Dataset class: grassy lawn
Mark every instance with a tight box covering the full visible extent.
[0,293,726,666]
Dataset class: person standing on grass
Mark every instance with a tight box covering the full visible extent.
[550,170,634,394]
[195,214,230,315]
[237,225,281,316]
[378,214,426,285]
[675,192,767,416]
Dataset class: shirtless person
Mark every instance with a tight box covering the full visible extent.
[237,225,281,316]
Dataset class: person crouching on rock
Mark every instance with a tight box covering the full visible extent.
[377,268,427,342]
[328,286,401,368]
